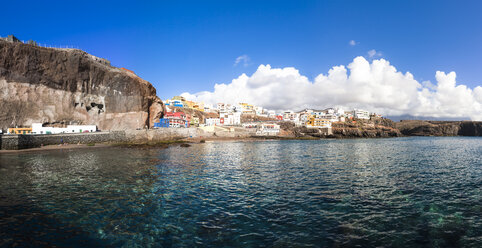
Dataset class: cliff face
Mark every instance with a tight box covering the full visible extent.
[331,118,402,138]
[279,118,402,138]
[395,120,482,136]
[0,39,164,130]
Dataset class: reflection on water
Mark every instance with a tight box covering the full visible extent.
[0,137,481,247]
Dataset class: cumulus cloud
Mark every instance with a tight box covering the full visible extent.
[349,40,357,46]
[181,56,482,120]
[234,55,250,67]
[367,49,382,58]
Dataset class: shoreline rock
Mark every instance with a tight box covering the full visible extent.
[395,120,482,136]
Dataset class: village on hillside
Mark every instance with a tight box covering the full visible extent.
[1,93,382,137]
[156,95,382,136]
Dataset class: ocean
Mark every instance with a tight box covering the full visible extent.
[0,137,481,247]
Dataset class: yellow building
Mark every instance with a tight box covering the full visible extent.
[8,127,32,134]
[239,102,255,114]
[306,116,331,128]
[239,102,253,109]
[193,102,204,112]
[184,100,196,109]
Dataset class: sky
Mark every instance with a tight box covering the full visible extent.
[1,0,482,119]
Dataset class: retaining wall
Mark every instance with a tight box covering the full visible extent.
[0,131,126,150]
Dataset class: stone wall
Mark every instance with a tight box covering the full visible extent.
[0,131,127,150]
[0,128,203,150]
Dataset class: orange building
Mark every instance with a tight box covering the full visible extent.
[8,127,32,134]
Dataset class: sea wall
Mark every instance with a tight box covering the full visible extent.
[0,128,201,150]
[0,132,126,150]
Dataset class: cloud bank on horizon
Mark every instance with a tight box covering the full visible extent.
[181,56,482,120]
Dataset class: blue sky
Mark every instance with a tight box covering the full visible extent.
[1,0,481,102]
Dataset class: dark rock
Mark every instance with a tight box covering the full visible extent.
[395,120,482,136]
[0,39,164,130]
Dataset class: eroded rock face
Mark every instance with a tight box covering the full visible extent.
[0,39,164,130]
[395,120,482,136]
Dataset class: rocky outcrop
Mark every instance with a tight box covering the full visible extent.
[330,119,402,138]
[395,120,482,136]
[280,119,402,138]
[0,38,164,130]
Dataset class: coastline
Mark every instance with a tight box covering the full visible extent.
[0,135,453,154]
[2,121,481,153]
[0,136,339,153]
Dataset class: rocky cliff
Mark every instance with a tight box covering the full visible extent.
[0,38,164,130]
[279,118,402,138]
[330,118,401,138]
[395,120,482,136]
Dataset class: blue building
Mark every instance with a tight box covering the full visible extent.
[153,118,170,128]
[172,100,184,107]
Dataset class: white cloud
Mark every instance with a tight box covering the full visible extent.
[181,56,482,120]
[234,55,250,67]
[367,49,382,58]
[349,40,357,46]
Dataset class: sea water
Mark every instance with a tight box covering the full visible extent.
[0,137,481,247]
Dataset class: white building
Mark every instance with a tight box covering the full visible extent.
[283,111,300,123]
[256,123,280,136]
[297,113,310,126]
[254,106,264,116]
[344,110,354,119]
[242,123,258,128]
[217,103,226,112]
[219,112,241,126]
[31,123,97,134]
[203,103,216,113]
[205,118,221,126]
[353,109,370,119]
[267,110,276,118]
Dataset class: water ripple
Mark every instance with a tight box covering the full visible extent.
[0,137,481,247]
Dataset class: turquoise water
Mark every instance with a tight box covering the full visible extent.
[0,137,481,247]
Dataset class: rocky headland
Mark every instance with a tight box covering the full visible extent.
[395,120,482,136]
[0,38,164,131]
[276,118,401,139]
